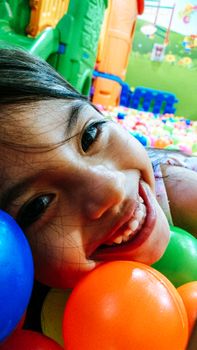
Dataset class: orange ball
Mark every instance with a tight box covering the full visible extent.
[63,261,188,350]
[154,138,170,148]
[177,282,197,336]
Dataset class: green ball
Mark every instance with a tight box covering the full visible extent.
[152,226,197,287]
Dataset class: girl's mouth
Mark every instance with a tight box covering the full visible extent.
[103,196,146,245]
[90,181,157,261]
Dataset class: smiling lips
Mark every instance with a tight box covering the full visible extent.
[90,181,157,260]
[105,197,146,245]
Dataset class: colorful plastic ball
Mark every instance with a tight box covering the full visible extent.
[63,261,188,350]
[177,282,197,336]
[133,133,148,146]
[152,226,197,287]
[0,210,34,343]
[41,288,72,347]
[1,330,63,350]
[154,138,170,148]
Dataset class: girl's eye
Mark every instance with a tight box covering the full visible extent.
[17,194,55,229]
[81,120,107,152]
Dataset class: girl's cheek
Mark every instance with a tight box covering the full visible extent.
[30,236,95,288]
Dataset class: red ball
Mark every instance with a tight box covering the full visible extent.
[1,330,63,350]
[63,261,188,350]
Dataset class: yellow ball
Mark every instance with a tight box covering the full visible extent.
[41,288,72,347]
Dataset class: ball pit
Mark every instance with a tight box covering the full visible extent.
[101,106,197,155]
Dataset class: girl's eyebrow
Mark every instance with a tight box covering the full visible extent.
[0,174,40,211]
[66,101,87,135]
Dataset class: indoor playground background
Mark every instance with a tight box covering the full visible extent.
[0,0,196,145]
[0,1,197,349]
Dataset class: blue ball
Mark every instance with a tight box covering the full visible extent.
[0,210,34,342]
[133,133,148,146]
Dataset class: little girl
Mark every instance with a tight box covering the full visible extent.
[0,48,196,294]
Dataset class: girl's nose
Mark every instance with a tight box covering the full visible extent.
[82,167,126,220]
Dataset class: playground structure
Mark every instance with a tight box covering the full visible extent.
[27,0,70,37]
[0,0,108,95]
[0,0,181,114]
[91,0,179,112]
[120,86,178,114]
[0,0,145,104]
[92,0,144,107]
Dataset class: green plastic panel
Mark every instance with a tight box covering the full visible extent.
[56,0,108,94]
[0,0,30,34]
[0,0,108,95]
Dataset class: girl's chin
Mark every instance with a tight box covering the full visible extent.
[130,219,170,265]
[60,259,113,289]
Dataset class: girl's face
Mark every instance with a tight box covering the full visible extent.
[0,100,170,288]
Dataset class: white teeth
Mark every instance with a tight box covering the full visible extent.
[139,202,146,216]
[128,219,139,231]
[135,209,144,222]
[105,197,147,246]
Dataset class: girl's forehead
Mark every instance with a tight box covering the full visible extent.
[0,100,87,203]
[1,99,94,147]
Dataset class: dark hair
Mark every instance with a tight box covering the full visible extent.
[0,48,87,104]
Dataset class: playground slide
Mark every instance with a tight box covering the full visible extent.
[92,0,144,107]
